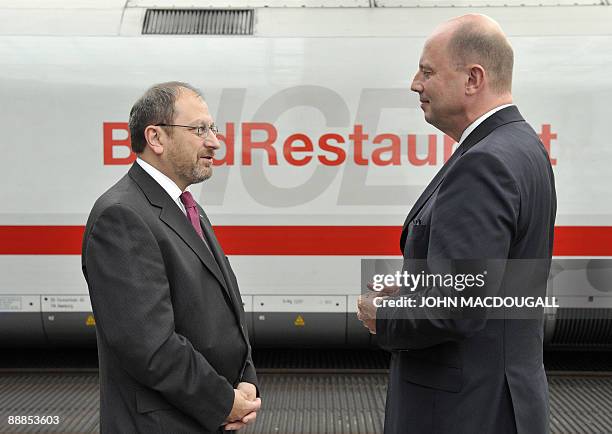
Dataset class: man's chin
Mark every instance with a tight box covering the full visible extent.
[185,169,212,186]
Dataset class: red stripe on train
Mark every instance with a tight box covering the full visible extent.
[0,225,609,256]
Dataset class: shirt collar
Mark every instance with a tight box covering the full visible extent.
[458,103,514,145]
[136,157,187,204]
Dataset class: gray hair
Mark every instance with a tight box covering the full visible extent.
[128,81,203,154]
[448,22,514,94]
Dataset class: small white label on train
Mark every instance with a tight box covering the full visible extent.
[0,296,21,311]
[42,295,92,312]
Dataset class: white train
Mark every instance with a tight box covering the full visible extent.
[1,0,611,348]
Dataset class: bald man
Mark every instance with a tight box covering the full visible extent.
[357,15,556,434]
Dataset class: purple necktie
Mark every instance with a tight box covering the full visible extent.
[179,191,204,239]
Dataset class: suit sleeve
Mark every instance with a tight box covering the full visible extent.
[83,203,234,431]
[376,150,520,351]
[222,253,260,395]
[237,312,259,396]
[240,357,259,397]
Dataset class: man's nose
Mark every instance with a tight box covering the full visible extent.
[206,133,221,150]
[410,73,423,93]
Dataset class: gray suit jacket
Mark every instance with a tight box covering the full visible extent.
[376,106,556,434]
[82,163,257,434]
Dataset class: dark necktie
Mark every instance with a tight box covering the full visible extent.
[179,191,204,239]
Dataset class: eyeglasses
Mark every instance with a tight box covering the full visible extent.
[156,123,218,138]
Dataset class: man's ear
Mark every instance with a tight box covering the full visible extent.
[144,125,164,156]
[466,64,485,95]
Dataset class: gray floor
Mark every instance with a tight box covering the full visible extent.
[0,373,611,433]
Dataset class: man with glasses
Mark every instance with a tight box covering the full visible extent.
[82,82,260,433]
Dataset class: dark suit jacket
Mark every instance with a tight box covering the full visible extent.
[376,106,556,434]
[82,163,257,434]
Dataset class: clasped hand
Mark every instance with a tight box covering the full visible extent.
[225,382,261,431]
[357,284,399,334]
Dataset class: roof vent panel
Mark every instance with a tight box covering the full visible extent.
[142,9,254,35]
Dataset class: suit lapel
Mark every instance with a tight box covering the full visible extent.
[400,106,525,252]
[198,211,247,331]
[128,164,230,297]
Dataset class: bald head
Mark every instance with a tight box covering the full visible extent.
[431,14,514,94]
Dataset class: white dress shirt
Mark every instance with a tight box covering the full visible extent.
[136,158,189,215]
[135,158,214,253]
[458,103,514,145]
